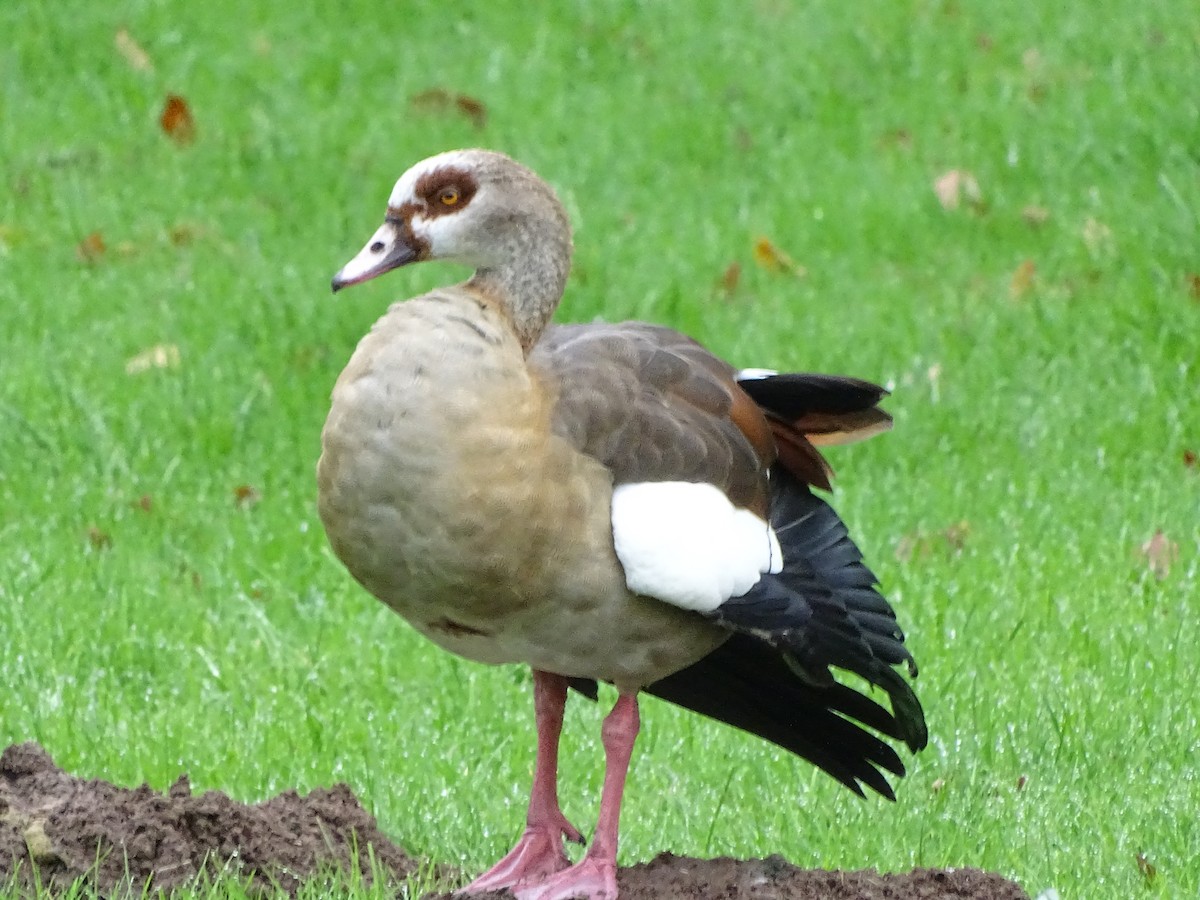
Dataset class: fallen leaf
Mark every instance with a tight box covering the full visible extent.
[1138,530,1177,580]
[159,94,196,145]
[454,94,488,129]
[942,521,970,550]
[410,87,453,111]
[930,778,946,793]
[409,88,489,129]
[975,33,994,51]
[234,484,261,507]
[1016,775,1028,792]
[718,261,741,296]
[1186,273,1200,301]
[114,28,154,72]
[1009,259,1036,300]
[933,169,982,211]
[1184,449,1197,469]
[125,344,181,374]
[878,127,913,151]
[896,521,970,561]
[1081,217,1113,255]
[178,562,203,590]
[1136,852,1157,886]
[1021,205,1050,227]
[75,231,107,263]
[87,526,112,551]
[927,363,943,402]
[133,494,154,513]
[752,237,806,276]
[168,223,203,246]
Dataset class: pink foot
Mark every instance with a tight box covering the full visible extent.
[513,855,618,900]
[465,819,585,893]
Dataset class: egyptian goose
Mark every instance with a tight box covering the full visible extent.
[319,149,927,900]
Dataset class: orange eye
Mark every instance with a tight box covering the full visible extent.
[438,186,460,206]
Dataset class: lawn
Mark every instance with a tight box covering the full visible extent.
[1,0,1197,897]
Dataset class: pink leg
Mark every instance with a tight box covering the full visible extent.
[516,693,640,900]
[465,671,585,893]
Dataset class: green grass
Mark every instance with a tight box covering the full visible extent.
[2,0,1197,897]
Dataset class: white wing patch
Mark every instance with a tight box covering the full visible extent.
[735,368,778,381]
[610,481,783,613]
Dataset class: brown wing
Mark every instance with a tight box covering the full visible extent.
[530,322,774,516]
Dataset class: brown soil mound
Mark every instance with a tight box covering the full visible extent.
[447,855,1031,900]
[0,742,1029,899]
[0,742,427,895]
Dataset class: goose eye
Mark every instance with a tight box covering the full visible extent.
[437,186,460,207]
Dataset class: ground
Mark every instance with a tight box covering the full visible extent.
[0,744,1028,899]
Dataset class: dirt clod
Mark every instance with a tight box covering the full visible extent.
[0,743,1028,899]
[0,742,426,895]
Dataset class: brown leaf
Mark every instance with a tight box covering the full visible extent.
[933,169,982,211]
[878,127,913,151]
[1186,273,1200,301]
[1021,205,1050,227]
[409,89,489,129]
[75,231,107,263]
[159,94,196,145]
[896,521,970,561]
[169,223,202,246]
[1009,259,1036,300]
[87,526,113,551]
[1184,449,1197,469]
[454,94,488,129]
[1016,774,1027,792]
[410,87,452,111]
[234,484,261,507]
[178,562,203,590]
[1136,852,1157,886]
[718,261,741,296]
[133,494,154,513]
[752,237,806,277]
[115,27,154,72]
[942,520,970,550]
[1138,530,1177,580]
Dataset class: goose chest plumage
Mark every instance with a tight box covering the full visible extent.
[318,149,927,900]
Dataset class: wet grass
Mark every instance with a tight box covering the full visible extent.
[1,0,1197,897]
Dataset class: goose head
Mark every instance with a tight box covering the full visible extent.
[332,150,573,348]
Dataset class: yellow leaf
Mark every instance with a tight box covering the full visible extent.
[752,237,805,276]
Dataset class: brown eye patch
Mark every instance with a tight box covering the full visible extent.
[414,167,478,217]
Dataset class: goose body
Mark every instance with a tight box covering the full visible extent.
[319,290,725,685]
[319,149,927,900]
